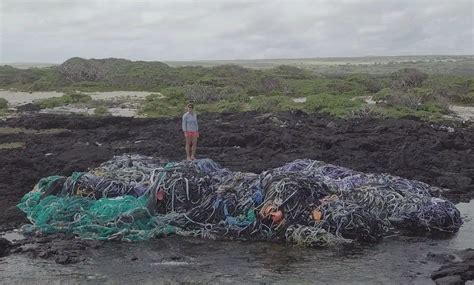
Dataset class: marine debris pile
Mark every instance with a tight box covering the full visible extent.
[17,154,462,246]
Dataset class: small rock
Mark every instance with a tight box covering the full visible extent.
[16,103,41,112]
[0,237,12,257]
[55,255,71,265]
[38,250,54,259]
[432,264,470,280]
[427,252,457,263]
[55,254,81,265]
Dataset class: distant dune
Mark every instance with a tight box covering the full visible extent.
[1,63,58,69]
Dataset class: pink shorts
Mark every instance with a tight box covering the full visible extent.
[184,131,199,138]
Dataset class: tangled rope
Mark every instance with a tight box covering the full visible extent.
[17,154,463,246]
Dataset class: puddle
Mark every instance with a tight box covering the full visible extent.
[444,201,474,250]
[1,231,25,242]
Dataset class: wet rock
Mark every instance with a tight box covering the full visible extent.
[38,249,56,259]
[55,254,81,265]
[427,252,457,263]
[0,237,12,257]
[432,249,474,283]
[432,264,470,279]
[437,175,473,189]
[457,248,474,261]
[434,275,464,285]
[10,247,22,254]
[16,103,41,112]
[36,236,53,243]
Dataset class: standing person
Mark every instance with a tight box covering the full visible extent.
[182,102,199,161]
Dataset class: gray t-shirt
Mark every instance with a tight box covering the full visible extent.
[182,112,198,132]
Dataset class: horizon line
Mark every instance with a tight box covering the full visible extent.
[2,53,473,65]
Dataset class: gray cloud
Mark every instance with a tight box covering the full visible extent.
[0,0,472,63]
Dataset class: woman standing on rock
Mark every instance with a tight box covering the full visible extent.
[182,102,199,161]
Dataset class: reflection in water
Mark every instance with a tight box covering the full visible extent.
[1,201,473,284]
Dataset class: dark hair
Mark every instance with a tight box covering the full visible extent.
[187,102,194,108]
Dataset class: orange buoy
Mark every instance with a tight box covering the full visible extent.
[271,210,284,223]
[312,209,322,222]
[260,204,276,218]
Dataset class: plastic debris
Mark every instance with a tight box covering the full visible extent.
[17,154,462,246]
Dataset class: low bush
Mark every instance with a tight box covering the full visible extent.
[34,92,92,109]
[304,93,363,116]
[0,98,8,109]
[94,106,110,116]
[450,92,474,105]
[249,95,297,113]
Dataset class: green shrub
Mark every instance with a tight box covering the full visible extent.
[161,87,186,105]
[94,106,110,116]
[219,86,250,102]
[349,105,384,118]
[286,79,328,97]
[377,87,449,114]
[304,93,363,116]
[0,98,8,109]
[216,100,244,113]
[347,74,385,93]
[34,92,92,109]
[140,91,185,117]
[391,68,428,90]
[270,65,310,79]
[451,92,474,105]
[373,88,392,101]
[249,95,297,113]
[183,84,221,103]
[68,92,93,103]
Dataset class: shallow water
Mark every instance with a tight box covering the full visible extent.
[1,201,473,284]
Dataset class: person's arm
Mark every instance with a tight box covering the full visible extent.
[195,114,198,131]
[182,114,187,132]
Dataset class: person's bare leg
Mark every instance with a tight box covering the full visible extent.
[185,136,191,161]
[191,136,198,160]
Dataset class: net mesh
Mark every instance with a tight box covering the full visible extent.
[17,154,463,246]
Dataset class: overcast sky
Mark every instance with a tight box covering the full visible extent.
[1,0,473,63]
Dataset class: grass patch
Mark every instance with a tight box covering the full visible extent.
[94,106,110,116]
[304,93,364,117]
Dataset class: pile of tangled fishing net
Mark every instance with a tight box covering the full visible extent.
[17,154,463,247]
